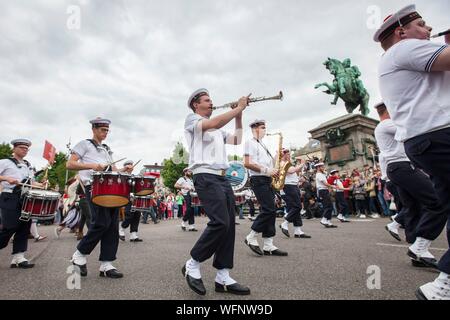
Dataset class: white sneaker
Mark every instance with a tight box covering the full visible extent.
[359,214,366,219]
[417,273,450,300]
[370,213,380,218]
[119,227,125,237]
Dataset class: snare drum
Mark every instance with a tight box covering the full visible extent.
[234,192,245,206]
[132,175,155,196]
[190,192,202,207]
[21,189,60,221]
[91,172,132,208]
[132,196,152,211]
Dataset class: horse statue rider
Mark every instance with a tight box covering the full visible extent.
[315,57,370,116]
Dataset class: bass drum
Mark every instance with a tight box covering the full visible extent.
[225,161,248,192]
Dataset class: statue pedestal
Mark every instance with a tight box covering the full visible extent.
[308,114,379,171]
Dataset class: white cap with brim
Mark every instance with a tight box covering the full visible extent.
[330,169,339,174]
[11,139,32,147]
[187,88,209,109]
[373,4,422,42]
[90,117,111,127]
[249,119,266,128]
[123,160,133,166]
[314,162,325,168]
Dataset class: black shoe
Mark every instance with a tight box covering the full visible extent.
[188,228,198,232]
[181,225,186,231]
[294,234,311,239]
[324,224,338,228]
[10,261,35,269]
[385,226,401,242]
[263,249,288,256]
[119,235,125,241]
[182,265,206,296]
[215,282,251,295]
[407,250,439,269]
[415,288,428,300]
[72,262,87,277]
[244,239,263,256]
[235,222,240,225]
[338,218,350,223]
[279,225,290,238]
[99,269,123,278]
[411,259,428,268]
[130,238,143,242]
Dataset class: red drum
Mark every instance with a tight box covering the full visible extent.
[234,192,245,206]
[132,196,152,211]
[91,172,132,208]
[132,175,155,196]
[190,192,202,207]
[21,190,60,221]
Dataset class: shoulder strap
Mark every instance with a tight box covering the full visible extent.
[7,157,32,169]
[86,139,111,153]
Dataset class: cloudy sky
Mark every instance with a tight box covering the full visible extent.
[1,0,448,172]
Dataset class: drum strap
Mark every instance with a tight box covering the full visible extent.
[7,157,32,169]
[86,139,111,154]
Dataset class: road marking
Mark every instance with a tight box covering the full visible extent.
[376,243,447,252]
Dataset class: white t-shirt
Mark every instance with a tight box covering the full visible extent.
[72,140,114,185]
[0,158,33,191]
[184,113,232,171]
[374,119,410,169]
[285,171,299,185]
[334,178,344,193]
[379,39,450,142]
[175,177,194,195]
[244,138,274,177]
[315,172,328,190]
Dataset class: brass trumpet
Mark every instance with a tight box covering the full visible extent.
[212,91,283,110]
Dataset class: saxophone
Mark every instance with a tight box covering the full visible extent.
[267,133,291,191]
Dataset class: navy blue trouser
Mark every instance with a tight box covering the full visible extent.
[318,189,333,220]
[335,192,349,216]
[191,174,235,269]
[121,203,140,233]
[283,184,303,227]
[0,217,31,255]
[182,193,195,225]
[387,162,447,244]
[250,176,277,238]
[404,128,450,274]
[77,187,119,262]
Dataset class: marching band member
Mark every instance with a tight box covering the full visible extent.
[67,118,133,279]
[315,162,338,228]
[119,160,143,242]
[374,4,450,299]
[174,168,197,232]
[328,169,351,223]
[244,119,288,256]
[182,88,250,296]
[279,149,311,239]
[0,139,45,268]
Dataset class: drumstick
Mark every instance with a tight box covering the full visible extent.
[109,157,126,166]
[131,159,142,169]
[19,183,57,192]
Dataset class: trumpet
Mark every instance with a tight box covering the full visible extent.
[431,29,450,38]
[212,91,283,110]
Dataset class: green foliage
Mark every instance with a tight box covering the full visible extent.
[0,142,13,159]
[36,152,76,191]
[161,142,189,193]
[228,154,242,161]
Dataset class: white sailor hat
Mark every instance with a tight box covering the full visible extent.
[249,119,266,128]
[11,139,32,147]
[183,167,191,173]
[373,4,422,42]
[89,117,111,127]
[187,88,209,109]
[314,162,325,168]
[373,101,386,109]
[329,169,339,175]
[123,160,133,166]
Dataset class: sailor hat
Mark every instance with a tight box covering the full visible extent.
[373,4,422,42]
[11,139,32,147]
[123,160,134,166]
[249,119,266,128]
[314,162,325,168]
[90,117,111,127]
[187,88,209,109]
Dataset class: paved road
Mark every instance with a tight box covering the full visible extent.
[0,216,447,300]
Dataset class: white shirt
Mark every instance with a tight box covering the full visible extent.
[375,119,410,169]
[176,177,194,195]
[285,171,299,185]
[334,178,344,193]
[379,39,450,141]
[244,138,274,177]
[0,158,33,191]
[184,113,232,171]
[315,172,328,190]
[72,140,114,185]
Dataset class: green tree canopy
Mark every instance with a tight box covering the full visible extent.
[35,152,76,191]
[228,154,243,161]
[0,142,13,159]
[161,142,189,193]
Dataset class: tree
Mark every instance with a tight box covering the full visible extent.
[228,154,243,162]
[161,142,189,193]
[35,152,76,191]
[0,142,12,159]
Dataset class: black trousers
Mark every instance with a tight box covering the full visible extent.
[250,176,277,238]
[122,203,140,233]
[283,184,303,227]
[77,187,119,262]
[387,161,447,244]
[78,197,92,233]
[303,197,313,219]
[246,198,255,217]
[318,189,333,220]
[0,217,31,255]
[404,128,450,274]
[182,193,195,225]
[190,174,235,269]
[335,192,349,216]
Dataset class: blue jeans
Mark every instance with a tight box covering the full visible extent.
[376,191,390,216]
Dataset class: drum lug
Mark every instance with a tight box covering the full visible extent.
[99,177,104,184]
[118,177,122,184]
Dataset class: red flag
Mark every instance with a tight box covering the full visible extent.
[43,140,56,164]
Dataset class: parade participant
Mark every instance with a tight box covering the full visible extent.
[182,88,250,296]
[279,149,311,238]
[0,139,45,268]
[375,4,450,299]
[119,160,143,242]
[244,120,288,256]
[315,163,338,228]
[374,102,447,268]
[328,169,351,223]
[175,168,197,231]
[243,188,256,221]
[67,118,133,279]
